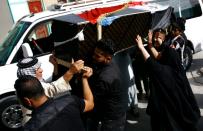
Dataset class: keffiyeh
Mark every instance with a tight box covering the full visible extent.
[17,57,41,77]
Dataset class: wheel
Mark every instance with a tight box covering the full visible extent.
[0,95,23,131]
[183,46,193,70]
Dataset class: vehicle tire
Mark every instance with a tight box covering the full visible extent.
[183,46,193,70]
[0,95,22,131]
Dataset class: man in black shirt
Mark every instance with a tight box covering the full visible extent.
[14,60,94,131]
[87,39,128,131]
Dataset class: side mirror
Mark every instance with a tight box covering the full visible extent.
[22,43,33,57]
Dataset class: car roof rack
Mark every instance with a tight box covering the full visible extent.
[47,0,164,14]
[51,0,130,12]
[61,0,127,9]
[48,0,159,12]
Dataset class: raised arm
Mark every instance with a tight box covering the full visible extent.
[43,60,84,97]
[49,52,84,80]
[63,60,84,81]
[81,66,94,112]
[135,35,150,61]
[148,30,161,59]
[135,35,168,76]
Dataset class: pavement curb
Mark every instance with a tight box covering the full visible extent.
[191,68,203,84]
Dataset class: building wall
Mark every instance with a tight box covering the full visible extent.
[0,0,14,43]
[8,0,30,22]
[42,0,58,10]
[0,0,66,43]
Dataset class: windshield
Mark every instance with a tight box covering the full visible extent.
[153,0,201,18]
[0,21,31,66]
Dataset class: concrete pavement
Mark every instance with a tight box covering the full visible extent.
[188,51,203,115]
[187,51,203,131]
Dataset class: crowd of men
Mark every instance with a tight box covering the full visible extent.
[14,17,201,131]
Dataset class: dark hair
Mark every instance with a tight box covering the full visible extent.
[96,39,115,55]
[14,75,45,100]
[177,17,186,24]
[176,17,186,31]
[172,17,186,32]
[154,28,166,35]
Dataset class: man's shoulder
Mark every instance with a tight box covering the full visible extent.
[102,62,119,75]
[177,36,185,40]
[53,95,79,106]
[24,95,83,130]
[175,35,185,44]
[106,61,119,71]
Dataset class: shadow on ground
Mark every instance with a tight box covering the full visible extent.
[125,100,151,131]
[125,95,203,131]
[189,59,203,72]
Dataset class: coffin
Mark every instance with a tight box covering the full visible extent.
[51,2,173,63]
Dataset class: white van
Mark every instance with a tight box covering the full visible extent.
[156,0,203,69]
[0,0,203,130]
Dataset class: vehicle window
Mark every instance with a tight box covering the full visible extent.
[25,21,54,56]
[177,0,202,19]
[11,47,24,63]
[28,22,52,40]
[0,21,31,65]
[154,0,202,19]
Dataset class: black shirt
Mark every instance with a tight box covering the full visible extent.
[89,61,128,120]
[23,95,85,131]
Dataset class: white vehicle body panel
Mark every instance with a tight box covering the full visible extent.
[185,0,203,52]
[0,54,53,95]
